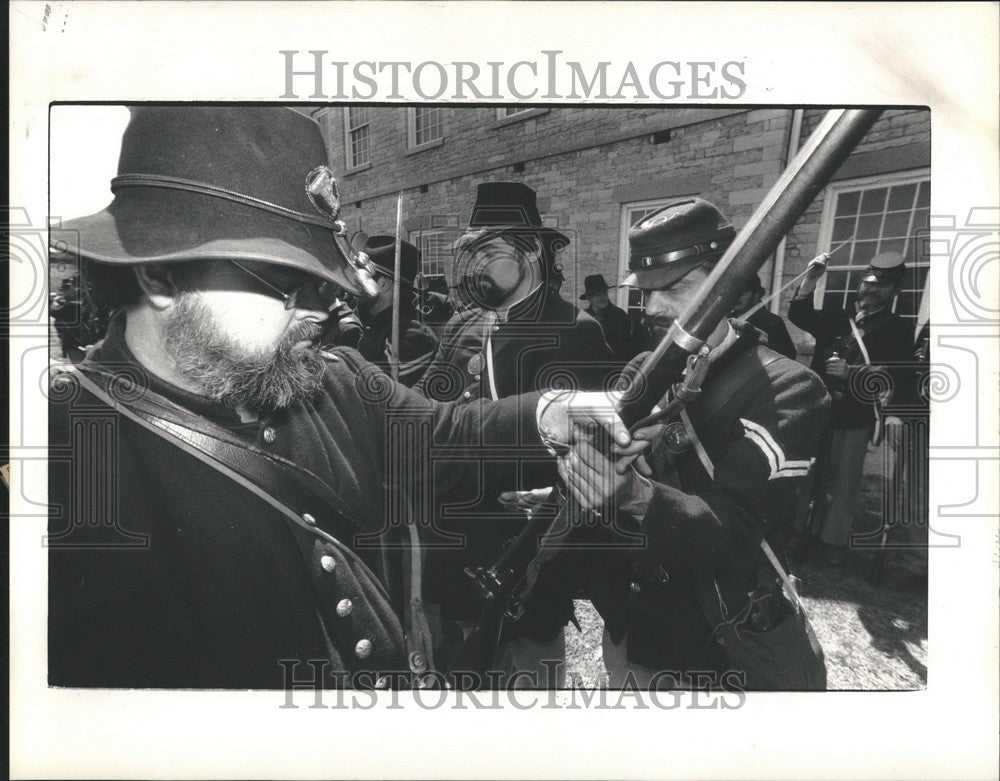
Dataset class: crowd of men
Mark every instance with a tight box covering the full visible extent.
[48,106,927,691]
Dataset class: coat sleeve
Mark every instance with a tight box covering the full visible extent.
[639,364,830,575]
[413,315,463,400]
[786,293,825,337]
[397,321,439,388]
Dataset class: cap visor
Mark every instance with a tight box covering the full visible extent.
[622,257,705,290]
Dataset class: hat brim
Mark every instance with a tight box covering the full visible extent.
[454,225,571,254]
[621,256,707,290]
[51,193,365,295]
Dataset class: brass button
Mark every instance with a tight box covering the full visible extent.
[629,581,642,594]
[463,390,472,400]
[493,325,500,332]
[262,426,276,444]
[302,513,317,525]
[409,651,427,673]
[474,374,481,381]
[336,598,353,617]
[375,676,389,689]
[355,638,373,659]
[320,555,336,573]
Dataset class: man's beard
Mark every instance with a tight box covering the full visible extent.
[642,314,675,347]
[164,293,326,411]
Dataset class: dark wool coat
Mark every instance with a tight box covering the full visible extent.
[415,287,616,639]
[586,302,636,363]
[788,294,914,429]
[746,307,797,361]
[48,317,546,689]
[356,304,439,388]
[588,325,830,672]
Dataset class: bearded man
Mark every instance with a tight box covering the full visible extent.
[415,182,615,687]
[46,107,631,689]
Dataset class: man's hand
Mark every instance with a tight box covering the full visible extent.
[824,355,850,380]
[805,253,829,281]
[796,253,830,297]
[558,423,665,517]
[536,390,632,454]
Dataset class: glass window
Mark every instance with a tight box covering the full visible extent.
[818,172,931,323]
[344,107,370,168]
[411,107,443,147]
[408,229,452,278]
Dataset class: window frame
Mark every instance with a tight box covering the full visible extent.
[408,228,452,279]
[617,196,698,313]
[407,107,445,151]
[341,107,372,172]
[813,169,931,323]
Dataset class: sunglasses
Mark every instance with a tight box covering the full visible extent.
[228,260,341,311]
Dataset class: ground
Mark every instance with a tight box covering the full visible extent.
[563,546,927,690]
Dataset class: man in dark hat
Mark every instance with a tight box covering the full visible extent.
[557,197,830,688]
[46,107,631,689]
[787,250,914,565]
[355,235,438,387]
[416,181,615,687]
[729,273,797,360]
[581,273,634,363]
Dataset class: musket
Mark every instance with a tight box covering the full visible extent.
[466,108,884,673]
[390,192,404,382]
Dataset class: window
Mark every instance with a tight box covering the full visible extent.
[408,107,444,148]
[342,107,371,169]
[408,229,453,278]
[498,107,531,118]
[815,171,930,324]
[617,198,696,316]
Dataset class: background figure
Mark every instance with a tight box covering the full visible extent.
[416,274,455,338]
[355,235,439,387]
[580,273,635,363]
[320,296,363,350]
[731,273,797,360]
[879,325,929,589]
[788,251,914,565]
[49,274,113,362]
[417,181,614,687]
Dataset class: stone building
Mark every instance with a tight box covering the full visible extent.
[313,105,930,357]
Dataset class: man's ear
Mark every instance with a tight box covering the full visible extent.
[133,264,181,311]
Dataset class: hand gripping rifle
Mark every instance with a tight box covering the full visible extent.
[465,108,884,673]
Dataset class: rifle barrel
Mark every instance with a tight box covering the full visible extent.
[617,108,883,427]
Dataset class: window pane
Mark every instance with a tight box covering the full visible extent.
[911,208,929,234]
[887,183,917,211]
[850,240,879,266]
[859,188,888,214]
[916,180,930,208]
[835,190,861,216]
[826,269,850,292]
[856,213,883,241]
[878,237,906,256]
[348,107,369,129]
[882,210,913,238]
[414,107,443,145]
[831,216,856,242]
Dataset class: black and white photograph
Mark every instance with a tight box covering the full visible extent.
[7,2,998,779]
[45,103,931,694]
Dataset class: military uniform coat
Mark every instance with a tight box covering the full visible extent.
[415,286,615,639]
[48,316,546,688]
[588,325,830,672]
[788,294,913,429]
[356,304,439,388]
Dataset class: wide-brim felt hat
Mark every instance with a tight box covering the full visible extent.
[362,235,421,287]
[50,106,367,295]
[454,181,570,259]
[580,273,614,299]
[623,197,736,290]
